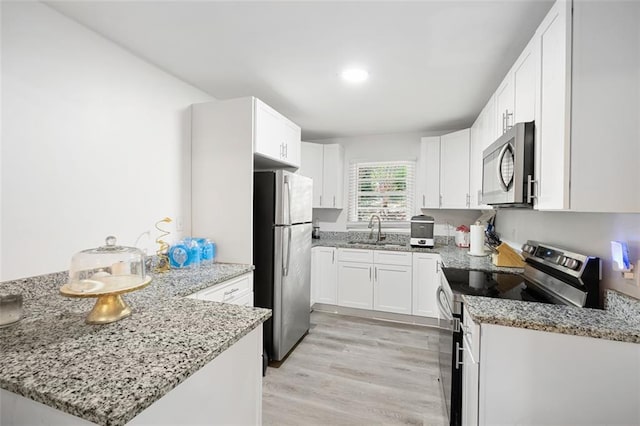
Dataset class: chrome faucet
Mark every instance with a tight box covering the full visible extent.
[368,215,385,242]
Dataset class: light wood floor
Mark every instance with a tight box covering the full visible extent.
[263,311,448,425]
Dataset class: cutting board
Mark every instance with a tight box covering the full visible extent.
[492,243,525,267]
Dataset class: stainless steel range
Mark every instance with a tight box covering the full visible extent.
[436,240,601,426]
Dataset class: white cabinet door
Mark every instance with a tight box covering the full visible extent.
[469,114,485,209]
[322,144,344,209]
[495,76,515,135]
[313,247,338,305]
[254,99,284,161]
[337,262,373,309]
[300,142,324,208]
[462,339,479,426]
[535,0,571,210]
[512,40,538,124]
[373,264,412,314]
[282,118,301,168]
[411,253,440,318]
[440,129,470,209]
[421,136,441,208]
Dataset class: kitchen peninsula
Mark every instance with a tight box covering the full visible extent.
[0,264,270,426]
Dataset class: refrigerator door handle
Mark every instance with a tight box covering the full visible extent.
[282,226,292,276]
[284,175,292,226]
[286,225,292,276]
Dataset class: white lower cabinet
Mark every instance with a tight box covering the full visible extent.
[311,246,338,305]
[373,264,412,315]
[463,305,640,426]
[337,261,374,309]
[335,249,414,315]
[411,253,441,318]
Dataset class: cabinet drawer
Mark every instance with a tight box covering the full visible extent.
[189,273,253,303]
[337,248,373,263]
[229,291,254,307]
[373,250,412,266]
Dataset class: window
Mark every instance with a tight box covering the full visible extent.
[348,160,415,224]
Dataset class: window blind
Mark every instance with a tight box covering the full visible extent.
[348,160,416,223]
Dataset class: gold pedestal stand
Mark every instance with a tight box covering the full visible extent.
[60,276,152,324]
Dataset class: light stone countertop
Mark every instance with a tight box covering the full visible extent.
[463,290,640,344]
[0,263,271,426]
[312,237,523,274]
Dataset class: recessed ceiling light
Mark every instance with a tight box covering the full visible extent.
[341,68,369,83]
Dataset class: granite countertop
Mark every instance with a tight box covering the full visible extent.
[312,238,523,274]
[463,290,640,344]
[0,263,271,426]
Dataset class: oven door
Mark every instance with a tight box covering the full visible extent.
[437,277,463,426]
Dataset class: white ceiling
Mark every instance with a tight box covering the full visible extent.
[47,1,553,140]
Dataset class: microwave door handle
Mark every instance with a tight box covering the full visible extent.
[497,143,513,192]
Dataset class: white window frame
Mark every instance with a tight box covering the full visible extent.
[347,160,416,228]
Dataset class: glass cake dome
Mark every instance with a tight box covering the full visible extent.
[67,236,148,294]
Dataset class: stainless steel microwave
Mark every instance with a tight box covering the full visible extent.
[482,121,534,207]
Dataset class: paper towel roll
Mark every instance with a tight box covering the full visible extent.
[469,225,485,255]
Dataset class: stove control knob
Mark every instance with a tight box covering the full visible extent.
[564,258,580,270]
[557,256,568,265]
[522,244,535,254]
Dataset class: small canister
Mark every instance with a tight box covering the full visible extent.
[0,293,23,327]
[455,225,470,248]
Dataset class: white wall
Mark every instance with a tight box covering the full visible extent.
[1,2,213,280]
[309,131,481,234]
[495,210,640,300]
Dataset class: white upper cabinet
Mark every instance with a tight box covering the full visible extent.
[322,144,344,209]
[299,142,344,209]
[440,129,471,209]
[534,0,571,210]
[495,76,515,135]
[254,99,301,168]
[569,0,640,212]
[419,136,441,209]
[418,131,471,210]
[512,39,539,124]
[469,108,491,209]
[299,142,323,207]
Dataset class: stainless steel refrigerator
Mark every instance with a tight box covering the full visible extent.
[253,170,312,362]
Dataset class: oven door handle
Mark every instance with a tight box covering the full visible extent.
[436,286,453,321]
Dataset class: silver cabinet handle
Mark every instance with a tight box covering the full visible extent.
[369,266,372,281]
[223,287,240,300]
[439,194,442,207]
[455,342,464,370]
[285,143,288,158]
[436,261,441,273]
[319,195,322,206]
[374,267,377,281]
[466,193,470,207]
[280,143,284,158]
[332,250,335,264]
[527,174,537,204]
[502,112,506,134]
[333,196,336,207]
[422,194,426,207]
[505,110,513,132]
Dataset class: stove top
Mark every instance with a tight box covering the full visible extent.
[442,268,556,305]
